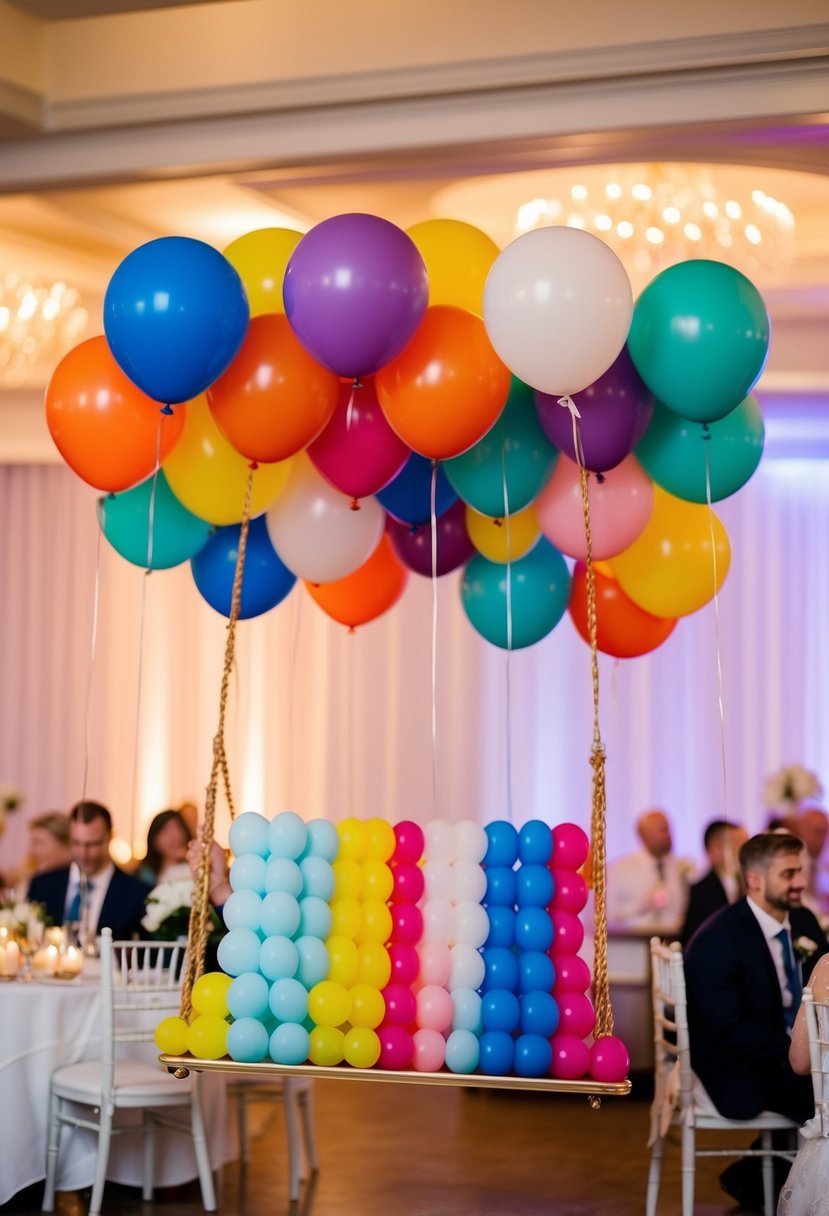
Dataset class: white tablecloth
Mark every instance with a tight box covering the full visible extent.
[0,974,236,1204]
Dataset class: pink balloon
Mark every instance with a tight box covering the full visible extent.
[551,824,589,871]
[390,903,424,946]
[412,1026,447,1072]
[382,983,417,1027]
[377,1024,415,1070]
[308,376,411,500]
[418,941,452,988]
[550,869,589,914]
[551,953,591,993]
[392,862,425,904]
[393,821,425,864]
[535,453,653,561]
[557,991,596,1040]
[590,1034,630,1082]
[550,911,585,956]
[389,942,420,986]
[550,1032,591,1080]
[416,984,454,1033]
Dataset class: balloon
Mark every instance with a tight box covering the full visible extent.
[309,1024,346,1066]
[485,907,515,949]
[229,854,267,894]
[535,454,653,562]
[418,941,451,988]
[332,858,362,900]
[187,1014,229,1060]
[376,306,511,460]
[466,504,539,564]
[223,227,302,316]
[308,377,411,501]
[482,989,520,1035]
[163,395,290,525]
[406,218,499,315]
[485,867,516,908]
[449,945,485,992]
[516,865,554,908]
[357,899,393,946]
[364,819,396,862]
[326,936,359,987]
[422,865,453,907]
[387,500,474,578]
[482,948,519,994]
[413,1026,447,1072]
[550,1033,591,1080]
[349,983,386,1030]
[227,973,270,1021]
[356,942,392,990]
[393,821,425,865]
[551,823,589,871]
[104,236,249,404]
[343,1025,381,1068]
[422,900,453,946]
[294,936,330,988]
[265,858,303,896]
[452,902,489,949]
[308,980,352,1027]
[535,345,654,473]
[568,561,677,659]
[389,943,419,986]
[303,819,340,862]
[269,1022,310,1065]
[217,927,261,976]
[376,453,457,525]
[423,819,455,861]
[392,863,424,904]
[452,861,486,905]
[46,337,185,493]
[455,821,487,863]
[191,971,233,1018]
[518,821,552,865]
[479,1029,514,1075]
[514,1033,553,1078]
[269,812,308,860]
[284,213,428,378]
[191,515,296,620]
[628,259,770,423]
[452,988,483,1033]
[259,935,300,982]
[260,892,301,938]
[557,991,596,1039]
[330,898,362,939]
[97,471,211,570]
[299,856,335,901]
[416,984,453,1033]
[298,896,332,940]
[548,869,589,915]
[610,486,731,618]
[550,911,585,956]
[229,812,270,858]
[337,818,367,860]
[514,908,554,953]
[552,954,591,993]
[154,1016,189,1055]
[483,227,633,395]
[517,951,554,995]
[461,539,571,650]
[362,860,393,902]
[223,892,262,940]
[377,1025,414,1070]
[445,1028,480,1075]
[635,395,765,503]
[590,1035,630,1082]
[207,314,340,463]
[520,991,560,1038]
[268,977,309,1025]
[484,823,519,868]
[304,534,408,630]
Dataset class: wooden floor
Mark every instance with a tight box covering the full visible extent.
[2,1077,761,1215]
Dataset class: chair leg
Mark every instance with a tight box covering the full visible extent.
[235,1089,249,1167]
[680,1121,695,1216]
[142,1112,155,1201]
[299,1086,319,1173]
[761,1132,774,1216]
[283,1084,303,1201]
[42,1089,61,1213]
[190,1082,217,1211]
[89,1105,113,1216]
[645,1135,664,1216]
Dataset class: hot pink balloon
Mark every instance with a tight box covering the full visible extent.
[308,376,411,500]
[550,1032,591,1080]
[590,1035,630,1082]
[535,453,653,561]
[389,943,419,986]
[416,984,454,1033]
[550,869,589,914]
[413,1026,446,1072]
[392,862,425,904]
[377,1024,415,1070]
[550,911,585,956]
[382,983,417,1027]
[551,824,589,871]
[393,821,425,864]
[551,953,591,993]
[557,991,596,1039]
[391,903,424,946]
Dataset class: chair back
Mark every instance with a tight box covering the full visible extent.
[650,938,694,1116]
[802,987,829,1137]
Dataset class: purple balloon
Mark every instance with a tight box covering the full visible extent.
[284,214,428,380]
[534,345,654,473]
[387,499,474,578]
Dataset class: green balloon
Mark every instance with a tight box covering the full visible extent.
[443,376,557,516]
[628,260,770,423]
[460,538,570,650]
[98,470,212,569]
[636,395,764,503]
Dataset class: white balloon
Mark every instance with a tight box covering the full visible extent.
[454,819,488,863]
[452,901,489,949]
[483,227,633,396]
[452,860,487,905]
[422,898,455,945]
[423,860,454,902]
[423,819,456,863]
[449,944,486,992]
[265,454,384,583]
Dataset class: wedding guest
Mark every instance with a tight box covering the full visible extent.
[779,952,829,1215]
[186,837,232,910]
[795,805,829,911]
[679,819,748,946]
[136,809,193,886]
[606,809,691,933]
[28,800,150,941]
[0,812,71,894]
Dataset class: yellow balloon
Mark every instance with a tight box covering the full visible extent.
[191,971,233,1018]
[186,1014,229,1060]
[337,817,367,861]
[154,1015,190,1054]
[361,860,394,903]
[357,899,393,946]
[332,857,363,901]
[308,1024,345,1066]
[610,485,731,618]
[325,934,359,986]
[363,818,396,862]
[308,980,352,1028]
[348,983,385,1030]
[356,941,391,989]
[330,897,362,939]
[343,1025,381,1069]
[406,219,500,316]
[162,396,292,525]
[223,227,303,317]
[465,503,540,563]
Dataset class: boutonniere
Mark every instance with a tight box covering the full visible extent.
[793,936,818,964]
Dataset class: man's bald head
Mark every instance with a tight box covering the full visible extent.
[797,807,828,860]
[637,810,672,859]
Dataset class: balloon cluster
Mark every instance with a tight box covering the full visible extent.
[155,812,627,1083]
[48,217,769,656]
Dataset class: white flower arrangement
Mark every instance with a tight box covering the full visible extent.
[0,898,46,939]
[762,765,823,810]
[141,878,195,936]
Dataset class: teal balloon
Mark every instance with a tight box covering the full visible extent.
[443,377,557,516]
[461,538,570,650]
[97,470,212,570]
[636,394,764,504]
[628,260,770,423]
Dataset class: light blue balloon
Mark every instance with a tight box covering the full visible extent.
[260,891,301,939]
[297,896,332,940]
[97,471,212,571]
[259,935,299,982]
[227,1016,270,1064]
[228,812,271,859]
[268,812,308,861]
[294,936,330,989]
[445,1028,481,1075]
[303,819,339,863]
[228,971,270,1020]
[229,854,267,896]
[222,889,263,933]
[269,977,310,1025]
[299,856,335,901]
[269,1022,310,1066]
[461,538,571,650]
[452,988,483,1034]
[265,857,303,897]
[217,927,261,977]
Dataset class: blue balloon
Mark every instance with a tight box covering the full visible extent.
[265,858,303,897]
[104,236,250,405]
[97,472,211,570]
[258,935,299,982]
[297,896,332,940]
[518,951,555,995]
[479,1030,515,1076]
[227,1016,270,1064]
[228,811,271,859]
[268,812,308,861]
[482,947,519,994]
[299,857,335,901]
[451,988,483,1034]
[376,453,457,525]
[482,988,521,1034]
[518,820,553,865]
[229,854,267,896]
[191,515,296,621]
[217,927,261,977]
[303,819,340,862]
[485,906,515,949]
[514,1033,553,1078]
[515,907,554,953]
[228,972,270,1020]
[294,936,330,988]
[269,1021,310,1066]
[269,977,309,1025]
[259,891,301,939]
[484,866,516,908]
[484,821,519,868]
[444,1028,480,1075]
[461,538,571,650]
[516,864,554,908]
[520,991,560,1038]
[222,890,263,933]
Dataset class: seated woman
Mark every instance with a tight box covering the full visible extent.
[136,809,193,886]
[778,953,829,1215]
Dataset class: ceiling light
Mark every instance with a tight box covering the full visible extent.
[0,274,88,388]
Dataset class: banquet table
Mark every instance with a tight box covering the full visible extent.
[0,971,236,1205]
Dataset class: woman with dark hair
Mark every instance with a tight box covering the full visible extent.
[136,809,192,885]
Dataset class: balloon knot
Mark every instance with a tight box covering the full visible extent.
[596,472,606,485]
[557,394,581,419]
[352,377,362,390]
[160,404,174,416]
[347,625,357,636]
[249,460,259,470]
[701,423,712,440]
[493,518,504,528]
[350,497,360,512]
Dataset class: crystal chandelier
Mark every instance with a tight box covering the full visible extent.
[515,163,795,284]
[0,273,89,388]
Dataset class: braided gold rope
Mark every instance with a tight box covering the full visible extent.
[179,468,253,1019]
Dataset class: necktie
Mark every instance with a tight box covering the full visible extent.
[656,859,666,882]
[66,879,93,925]
[775,928,801,1030]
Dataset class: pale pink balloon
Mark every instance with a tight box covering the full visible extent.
[422,900,454,946]
[418,940,452,987]
[535,453,653,561]
[416,984,454,1033]
[308,376,411,501]
[412,1026,446,1072]
[590,1034,630,1082]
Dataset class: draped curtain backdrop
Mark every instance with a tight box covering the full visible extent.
[0,456,826,873]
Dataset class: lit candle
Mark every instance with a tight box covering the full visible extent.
[5,941,19,978]
[57,945,83,978]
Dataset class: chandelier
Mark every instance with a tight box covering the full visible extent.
[0,273,89,388]
[515,162,795,284]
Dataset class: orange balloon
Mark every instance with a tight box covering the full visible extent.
[305,534,408,629]
[45,336,185,492]
[568,561,677,658]
[207,314,340,463]
[375,305,511,460]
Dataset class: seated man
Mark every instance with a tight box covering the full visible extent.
[606,808,691,933]
[680,819,748,946]
[28,800,150,941]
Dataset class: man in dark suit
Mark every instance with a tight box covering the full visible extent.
[28,800,150,941]
[680,819,748,946]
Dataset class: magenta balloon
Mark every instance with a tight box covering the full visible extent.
[284,214,429,379]
[308,377,411,500]
[535,346,654,473]
[386,499,474,578]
